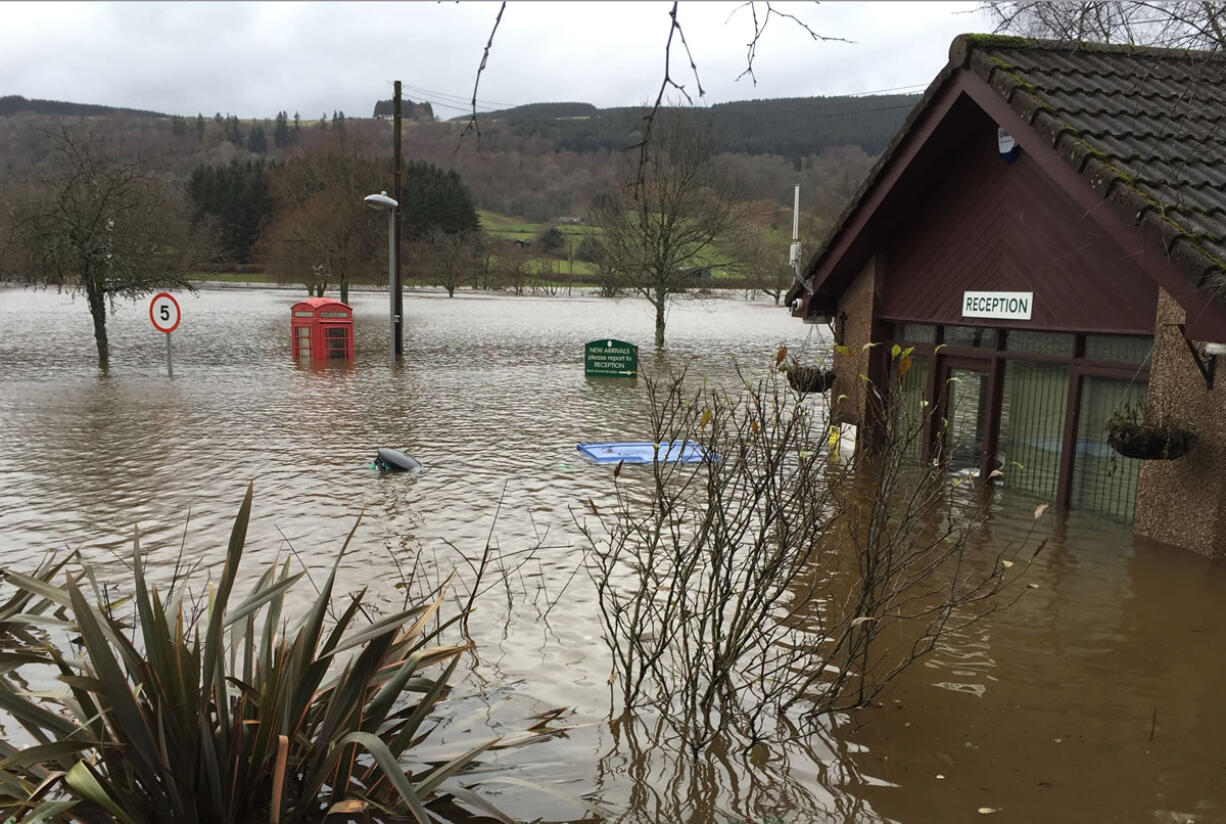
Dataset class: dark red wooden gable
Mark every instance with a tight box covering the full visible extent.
[880,112,1158,333]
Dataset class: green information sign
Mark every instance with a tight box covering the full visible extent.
[585,339,638,378]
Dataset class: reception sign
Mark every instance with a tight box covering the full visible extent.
[585,339,638,377]
[962,291,1033,320]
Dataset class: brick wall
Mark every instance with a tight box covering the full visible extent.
[1134,288,1226,556]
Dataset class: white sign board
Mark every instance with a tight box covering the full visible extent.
[962,291,1033,321]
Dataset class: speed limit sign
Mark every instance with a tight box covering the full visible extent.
[150,292,180,377]
[150,293,181,333]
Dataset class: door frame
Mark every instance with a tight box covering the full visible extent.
[927,353,1003,481]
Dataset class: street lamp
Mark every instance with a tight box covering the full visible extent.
[364,191,399,365]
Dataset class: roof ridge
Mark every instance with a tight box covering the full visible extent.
[950,32,1226,65]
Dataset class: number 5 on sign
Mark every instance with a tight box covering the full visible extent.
[149,292,180,377]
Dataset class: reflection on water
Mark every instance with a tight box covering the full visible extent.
[2,286,1226,822]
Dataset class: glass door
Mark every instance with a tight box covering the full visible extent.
[939,361,991,476]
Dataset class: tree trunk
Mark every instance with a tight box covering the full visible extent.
[340,278,349,305]
[654,289,667,348]
[84,280,109,369]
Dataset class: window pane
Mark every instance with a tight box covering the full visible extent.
[1006,331,1075,357]
[897,323,936,344]
[1084,335,1152,365]
[1070,376,1147,522]
[894,354,929,461]
[944,325,995,348]
[998,361,1068,501]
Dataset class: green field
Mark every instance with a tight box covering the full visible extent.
[188,207,771,288]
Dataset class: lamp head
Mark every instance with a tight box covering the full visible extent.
[364,191,398,210]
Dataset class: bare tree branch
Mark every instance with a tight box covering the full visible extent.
[733,1,852,86]
[458,0,506,150]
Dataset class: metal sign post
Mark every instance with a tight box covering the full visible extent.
[149,292,181,378]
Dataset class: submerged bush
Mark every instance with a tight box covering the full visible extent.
[581,352,1036,751]
[0,485,530,824]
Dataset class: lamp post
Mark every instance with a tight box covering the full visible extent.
[364,191,399,365]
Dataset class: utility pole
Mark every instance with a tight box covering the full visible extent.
[392,80,404,360]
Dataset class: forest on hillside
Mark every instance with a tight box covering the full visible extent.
[0,91,909,288]
[481,95,919,158]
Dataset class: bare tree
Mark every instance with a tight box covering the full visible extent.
[985,1,1226,49]
[262,138,384,304]
[738,220,790,304]
[496,240,533,296]
[579,352,1040,751]
[2,126,195,369]
[596,111,753,347]
[408,228,480,298]
[460,1,846,172]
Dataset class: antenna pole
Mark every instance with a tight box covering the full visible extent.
[789,184,802,275]
[792,184,800,242]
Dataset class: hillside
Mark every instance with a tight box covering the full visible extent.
[455,94,920,157]
[0,94,167,119]
[0,89,896,247]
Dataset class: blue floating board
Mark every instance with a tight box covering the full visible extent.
[577,441,707,464]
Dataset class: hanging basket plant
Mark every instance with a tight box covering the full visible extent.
[1106,405,1196,461]
[784,363,836,394]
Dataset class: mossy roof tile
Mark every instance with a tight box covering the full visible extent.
[792,34,1226,315]
[973,37,1226,278]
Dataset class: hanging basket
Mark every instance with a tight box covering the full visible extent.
[1106,420,1196,460]
[786,366,836,394]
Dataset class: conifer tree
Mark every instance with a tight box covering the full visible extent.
[401,161,480,239]
[248,126,268,154]
[273,111,290,147]
[186,159,273,262]
[195,113,205,141]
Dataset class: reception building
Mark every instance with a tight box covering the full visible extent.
[787,35,1226,556]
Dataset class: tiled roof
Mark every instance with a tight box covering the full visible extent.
[792,34,1226,308]
[960,34,1226,286]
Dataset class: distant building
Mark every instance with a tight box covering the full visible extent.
[788,34,1226,556]
[557,216,583,224]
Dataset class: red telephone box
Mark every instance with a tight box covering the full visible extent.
[291,298,354,362]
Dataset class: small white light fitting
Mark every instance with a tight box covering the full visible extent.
[1203,342,1226,356]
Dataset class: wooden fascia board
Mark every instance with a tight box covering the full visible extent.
[799,74,971,317]
[958,73,1226,339]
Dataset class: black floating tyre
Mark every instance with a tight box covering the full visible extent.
[375,448,423,473]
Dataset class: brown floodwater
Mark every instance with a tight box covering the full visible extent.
[1,285,1224,824]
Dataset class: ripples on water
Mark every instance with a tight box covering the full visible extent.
[4,285,1226,823]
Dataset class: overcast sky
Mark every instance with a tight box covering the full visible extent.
[2,1,990,119]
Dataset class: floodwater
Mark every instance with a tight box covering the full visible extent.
[2,285,1225,823]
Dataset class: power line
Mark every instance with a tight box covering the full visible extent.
[846,82,930,97]
[383,78,929,119]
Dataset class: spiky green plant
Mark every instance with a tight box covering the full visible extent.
[0,484,518,824]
